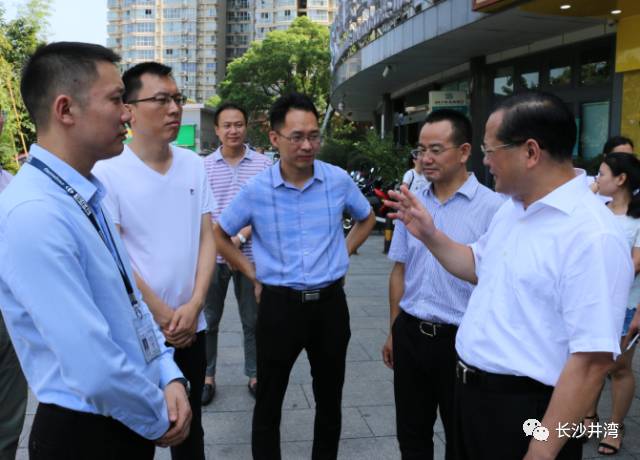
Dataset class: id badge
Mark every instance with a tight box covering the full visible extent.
[133,312,162,363]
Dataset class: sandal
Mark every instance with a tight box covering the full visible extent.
[598,423,624,455]
[579,414,598,443]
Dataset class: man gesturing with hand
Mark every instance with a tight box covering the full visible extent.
[386,92,632,460]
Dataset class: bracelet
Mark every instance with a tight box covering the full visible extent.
[236,233,247,244]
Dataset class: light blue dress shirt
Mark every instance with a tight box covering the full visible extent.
[0,144,182,440]
[219,160,371,289]
[388,174,504,325]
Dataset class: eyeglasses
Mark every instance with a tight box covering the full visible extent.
[276,131,322,146]
[127,93,187,107]
[480,143,518,157]
[411,145,459,157]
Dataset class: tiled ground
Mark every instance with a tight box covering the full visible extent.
[15,235,640,459]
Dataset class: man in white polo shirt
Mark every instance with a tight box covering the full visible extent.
[93,62,216,460]
[387,91,633,460]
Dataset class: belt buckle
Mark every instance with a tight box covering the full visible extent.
[302,290,320,302]
[457,361,473,384]
[419,321,436,337]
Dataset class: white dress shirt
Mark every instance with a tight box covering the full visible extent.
[456,171,633,386]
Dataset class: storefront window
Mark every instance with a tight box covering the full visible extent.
[549,66,571,86]
[519,71,539,90]
[493,67,513,96]
[580,100,610,159]
[580,60,610,86]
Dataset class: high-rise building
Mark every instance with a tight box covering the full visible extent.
[107,0,226,102]
[107,0,335,101]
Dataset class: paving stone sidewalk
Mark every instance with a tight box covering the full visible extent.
[16,234,640,459]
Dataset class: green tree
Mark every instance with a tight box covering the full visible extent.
[217,16,330,119]
[0,0,51,171]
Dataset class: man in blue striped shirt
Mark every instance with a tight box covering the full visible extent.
[214,93,375,460]
[382,110,503,460]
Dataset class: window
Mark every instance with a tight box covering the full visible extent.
[580,101,610,159]
[166,49,174,56]
[493,67,513,96]
[549,66,571,86]
[580,60,610,86]
[519,71,539,90]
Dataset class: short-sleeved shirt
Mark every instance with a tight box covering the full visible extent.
[203,145,272,263]
[456,171,633,386]
[218,160,371,290]
[388,174,504,325]
[402,169,428,193]
[93,145,216,332]
[614,213,640,308]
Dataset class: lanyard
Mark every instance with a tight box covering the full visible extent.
[27,156,142,317]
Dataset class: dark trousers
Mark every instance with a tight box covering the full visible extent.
[455,362,582,460]
[392,311,457,460]
[169,331,206,460]
[252,284,351,460]
[29,403,154,460]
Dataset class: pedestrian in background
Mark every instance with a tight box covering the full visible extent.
[214,93,375,459]
[93,61,215,460]
[0,104,28,460]
[387,91,633,460]
[202,101,272,404]
[0,42,190,460]
[402,149,428,193]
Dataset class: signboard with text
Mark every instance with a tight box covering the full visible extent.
[428,91,469,115]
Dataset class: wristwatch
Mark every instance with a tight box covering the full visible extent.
[236,233,247,245]
[171,377,191,396]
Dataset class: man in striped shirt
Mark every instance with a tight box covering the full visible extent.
[202,102,272,404]
[382,109,503,460]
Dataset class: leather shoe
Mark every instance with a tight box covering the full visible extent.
[248,380,257,398]
[201,382,216,406]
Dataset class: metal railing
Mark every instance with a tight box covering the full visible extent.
[330,0,439,71]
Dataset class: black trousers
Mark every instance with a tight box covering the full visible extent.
[252,284,351,460]
[392,311,457,460]
[29,403,154,460]
[169,331,206,460]
[455,362,582,460]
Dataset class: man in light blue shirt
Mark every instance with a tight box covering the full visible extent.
[214,93,376,459]
[382,110,503,460]
[0,42,191,459]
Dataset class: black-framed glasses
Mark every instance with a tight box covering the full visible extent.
[276,131,322,146]
[127,93,187,107]
[411,144,459,157]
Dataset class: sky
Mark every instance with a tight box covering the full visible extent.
[2,0,107,45]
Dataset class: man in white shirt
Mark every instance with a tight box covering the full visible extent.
[387,91,633,460]
[93,62,216,460]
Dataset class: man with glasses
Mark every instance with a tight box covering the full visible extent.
[93,61,216,460]
[387,91,632,459]
[214,93,375,459]
[382,109,502,460]
[201,101,272,404]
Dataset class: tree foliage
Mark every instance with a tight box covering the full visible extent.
[0,0,51,172]
[217,16,330,119]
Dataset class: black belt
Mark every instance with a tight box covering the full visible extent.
[263,279,343,303]
[401,310,457,337]
[456,359,553,394]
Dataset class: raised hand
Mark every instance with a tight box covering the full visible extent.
[385,185,436,243]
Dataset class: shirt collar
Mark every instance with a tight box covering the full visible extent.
[271,159,324,189]
[425,172,479,201]
[214,144,255,162]
[514,169,586,216]
[29,144,104,207]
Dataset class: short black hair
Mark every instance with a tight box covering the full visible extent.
[21,41,120,129]
[269,93,318,131]
[423,109,472,145]
[603,135,634,155]
[493,91,576,161]
[214,101,248,126]
[122,61,173,103]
